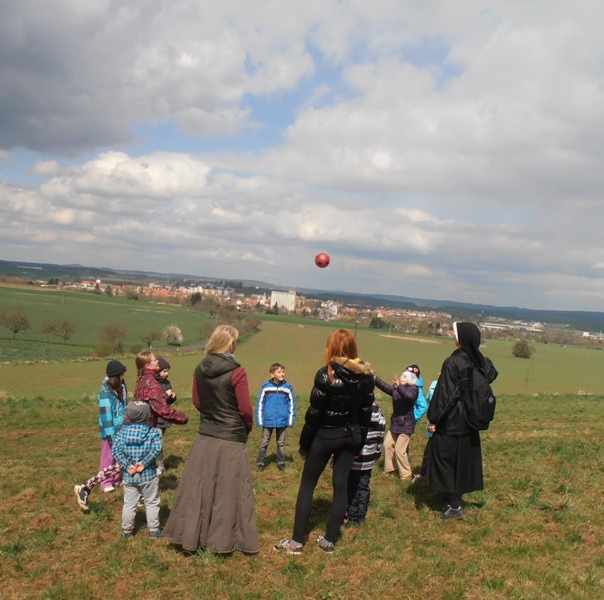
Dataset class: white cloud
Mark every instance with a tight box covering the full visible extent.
[1,1,604,311]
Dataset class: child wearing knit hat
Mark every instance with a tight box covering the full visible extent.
[153,356,178,474]
[375,364,420,480]
[74,360,128,511]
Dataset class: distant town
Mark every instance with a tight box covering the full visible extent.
[27,273,603,348]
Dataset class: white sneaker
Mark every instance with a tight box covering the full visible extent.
[74,484,90,511]
[273,538,304,554]
[102,485,115,493]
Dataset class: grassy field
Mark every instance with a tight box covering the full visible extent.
[1,390,603,599]
[0,283,215,361]
[1,288,604,598]
[2,318,604,400]
[2,283,604,396]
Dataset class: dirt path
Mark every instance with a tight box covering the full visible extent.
[379,334,443,344]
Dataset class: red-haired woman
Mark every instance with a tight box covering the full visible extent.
[275,329,375,554]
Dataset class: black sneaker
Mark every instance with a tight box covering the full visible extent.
[74,484,90,512]
[277,463,285,471]
[257,464,264,472]
[440,505,465,520]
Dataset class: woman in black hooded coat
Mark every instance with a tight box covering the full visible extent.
[426,322,498,519]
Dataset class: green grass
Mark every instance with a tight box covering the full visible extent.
[0,283,215,360]
[1,392,603,598]
[1,289,604,598]
[2,318,604,401]
[2,282,604,396]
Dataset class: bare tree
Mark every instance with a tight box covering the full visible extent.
[2,311,30,339]
[141,329,162,349]
[101,322,128,353]
[42,318,77,343]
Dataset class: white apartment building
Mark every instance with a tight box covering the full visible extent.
[270,290,296,312]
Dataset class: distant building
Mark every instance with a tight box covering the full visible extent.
[270,290,296,312]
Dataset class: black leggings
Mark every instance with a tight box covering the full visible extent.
[292,429,361,544]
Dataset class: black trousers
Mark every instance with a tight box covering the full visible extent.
[347,469,372,521]
[292,427,361,544]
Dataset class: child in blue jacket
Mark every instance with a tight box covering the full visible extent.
[112,401,163,538]
[98,359,128,492]
[255,363,296,472]
[415,378,438,481]
[73,360,127,511]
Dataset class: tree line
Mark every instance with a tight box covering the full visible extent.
[0,309,261,357]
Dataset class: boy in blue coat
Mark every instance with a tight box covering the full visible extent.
[255,363,296,472]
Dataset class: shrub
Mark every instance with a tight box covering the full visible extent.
[92,342,115,357]
[513,339,535,359]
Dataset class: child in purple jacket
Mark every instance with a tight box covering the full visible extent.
[375,368,419,480]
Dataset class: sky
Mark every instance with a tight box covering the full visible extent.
[1,1,604,312]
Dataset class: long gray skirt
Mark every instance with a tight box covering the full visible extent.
[165,435,259,554]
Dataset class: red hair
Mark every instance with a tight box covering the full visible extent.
[324,329,358,380]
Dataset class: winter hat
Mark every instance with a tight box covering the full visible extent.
[157,356,171,371]
[125,401,150,424]
[404,364,421,378]
[402,370,418,385]
[106,359,127,378]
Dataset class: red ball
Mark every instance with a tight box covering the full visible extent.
[315,252,330,268]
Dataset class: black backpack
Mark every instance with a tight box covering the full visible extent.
[463,364,496,431]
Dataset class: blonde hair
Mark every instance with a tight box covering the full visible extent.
[135,350,155,376]
[205,325,239,355]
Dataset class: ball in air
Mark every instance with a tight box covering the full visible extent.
[315,252,330,268]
